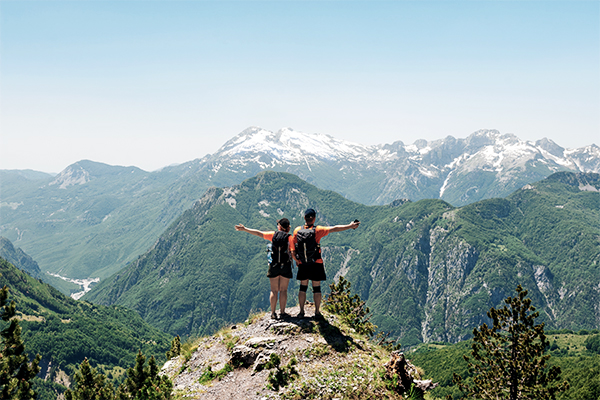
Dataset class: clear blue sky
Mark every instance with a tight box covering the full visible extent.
[1,1,598,173]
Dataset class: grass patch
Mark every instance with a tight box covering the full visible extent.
[303,343,330,359]
[198,363,234,385]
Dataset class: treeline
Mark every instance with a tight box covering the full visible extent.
[411,329,600,399]
[0,257,172,399]
[1,282,176,400]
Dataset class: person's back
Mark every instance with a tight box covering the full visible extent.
[270,230,291,265]
[291,209,360,318]
[294,224,322,264]
[235,218,294,320]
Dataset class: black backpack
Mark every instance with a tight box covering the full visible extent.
[296,226,320,263]
[269,231,291,266]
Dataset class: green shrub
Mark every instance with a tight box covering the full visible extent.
[265,354,298,391]
[584,334,600,354]
[324,276,375,337]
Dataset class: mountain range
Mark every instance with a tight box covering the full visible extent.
[84,171,600,346]
[1,128,598,288]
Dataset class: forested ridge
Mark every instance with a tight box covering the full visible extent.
[0,258,171,399]
[86,171,600,346]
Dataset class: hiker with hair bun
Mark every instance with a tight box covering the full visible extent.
[235,218,294,320]
[291,208,360,319]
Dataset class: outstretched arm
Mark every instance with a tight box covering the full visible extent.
[234,224,267,239]
[329,220,360,233]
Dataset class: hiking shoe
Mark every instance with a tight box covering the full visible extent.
[314,312,325,321]
[270,313,278,320]
[280,312,291,319]
[296,311,305,318]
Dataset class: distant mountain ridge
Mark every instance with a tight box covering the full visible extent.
[194,127,599,205]
[1,128,597,285]
[85,171,600,346]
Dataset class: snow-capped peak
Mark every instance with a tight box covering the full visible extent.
[216,127,383,163]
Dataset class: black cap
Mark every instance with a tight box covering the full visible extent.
[277,218,290,230]
[304,208,316,218]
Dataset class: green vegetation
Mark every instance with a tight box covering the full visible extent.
[0,258,171,399]
[265,354,299,391]
[118,351,172,399]
[324,276,376,336]
[197,364,233,385]
[585,334,600,354]
[165,336,181,360]
[1,284,41,400]
[65,358,114,400]
[86,171,600,348]
[411,333,600,399]
[451,285,568,399]
[66,351,173,400]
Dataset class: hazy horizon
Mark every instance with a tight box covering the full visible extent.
[1,1,598,173]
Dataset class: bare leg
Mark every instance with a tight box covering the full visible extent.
[299,279,309,314]
[269,277,279,318]
[278,277,290,313]
[313,281,321,315]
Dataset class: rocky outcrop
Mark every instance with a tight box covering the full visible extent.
[161,305,435,400]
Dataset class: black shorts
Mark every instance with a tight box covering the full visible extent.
[267,262,293,279]
[296,262,326,282]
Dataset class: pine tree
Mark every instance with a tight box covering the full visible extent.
[452,285,569,400]
[64,358,114,400]
[165,336,181,359]
[117,351,172,400]
[0,285,41,400]
[324,276,375,336]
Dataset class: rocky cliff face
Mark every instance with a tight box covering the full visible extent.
[0,236,42,278]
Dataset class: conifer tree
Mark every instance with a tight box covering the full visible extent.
[117,351,172,400]
[0,285,41,400]
[452,285,569,400]
[324,276,375,336]
[64,358,114,400]
[165,336,181,359]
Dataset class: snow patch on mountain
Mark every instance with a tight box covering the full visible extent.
[203,126,598,205]
[218,127,395,165]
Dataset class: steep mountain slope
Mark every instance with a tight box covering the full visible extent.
[0,257,171,393]
[0,237,79,294]
[1,128,597,287]
[0,236,42,277]
[85,171,600,346]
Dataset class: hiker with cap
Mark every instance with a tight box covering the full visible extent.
[235,218,294,320]
[291,208,360,319]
